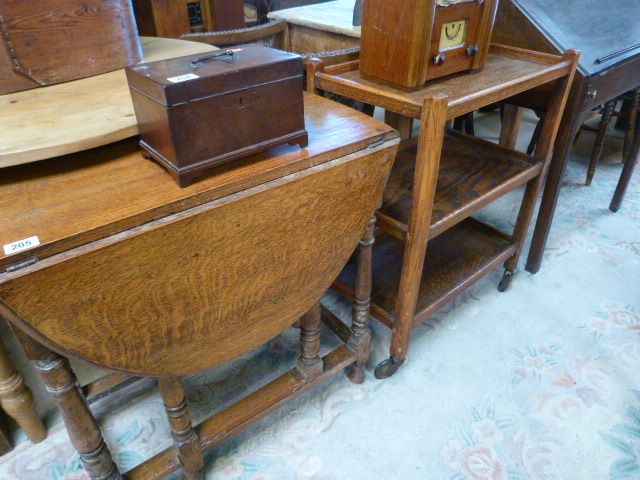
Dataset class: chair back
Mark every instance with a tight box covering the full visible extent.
[180,18,286,49]
[303,48,374,116]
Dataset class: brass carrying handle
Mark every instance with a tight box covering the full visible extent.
[191,50,235,65]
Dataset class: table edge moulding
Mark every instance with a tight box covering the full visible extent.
[307,43,579,378]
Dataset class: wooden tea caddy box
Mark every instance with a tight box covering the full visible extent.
[125,44,308,187]
[360,0,499,90]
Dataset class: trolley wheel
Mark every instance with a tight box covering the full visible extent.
[374,356,405,379]
[497,269,513,292]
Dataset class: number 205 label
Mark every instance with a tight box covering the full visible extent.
[3,236,40,255]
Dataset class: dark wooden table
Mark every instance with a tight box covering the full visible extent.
[308,44,578,377]
[0,93,399,479]
[492,0,640,273]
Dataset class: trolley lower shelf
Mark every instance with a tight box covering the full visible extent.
[334,217,517,328]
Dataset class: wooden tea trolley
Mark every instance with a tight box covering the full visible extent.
[0,93,399,479]
[307,44,578,377]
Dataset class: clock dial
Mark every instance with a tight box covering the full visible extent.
[440,20,467,50]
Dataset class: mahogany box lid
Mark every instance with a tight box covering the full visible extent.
[125,44,303,106]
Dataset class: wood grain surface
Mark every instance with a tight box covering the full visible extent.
[0,93,399,376]
[0,141,396,376]
[0,93,397,272]
[315,45,575,121]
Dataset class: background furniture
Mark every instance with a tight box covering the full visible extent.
[492,0,640,272]
[132,0,246,37]
[0,0,141,95]
[0,338,46,455]
[582,89,640,187]
[308,45,578,377]
[250,0,332,24]
[611,92,640,212]
[268,0,360,53]
[0,93,399,479]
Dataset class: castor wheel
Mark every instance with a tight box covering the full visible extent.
[374,356,405,379]
[497,269,513,292]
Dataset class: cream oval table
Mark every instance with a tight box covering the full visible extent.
[0,37,216,453]
[267,0,360,54]
[0,37,217,169]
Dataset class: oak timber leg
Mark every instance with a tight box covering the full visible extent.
[499,104,524,150]
[297,301,323,379]
[586,99,616,186]
[525,121,579,273]
[35,354,121,480]
[346,215,375,384]
[384,111,414,140]
[0,334,46,445]
[453,112,475,135]
[6,325,121,480]
[375,95,449,379]
[525,54,581,274]
[505,82,573,274]
[158,377,204,480]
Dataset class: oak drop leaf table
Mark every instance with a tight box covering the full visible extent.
[0,93,399,479]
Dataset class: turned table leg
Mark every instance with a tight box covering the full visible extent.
[586,99,616,186]
[297,301,323,379]
[34,353,121,480]
[346,214,374,384]
[0,334,46,445]
[158,377,204,480]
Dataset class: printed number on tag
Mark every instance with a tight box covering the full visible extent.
[3,236,40,255]
[167,73,199,83]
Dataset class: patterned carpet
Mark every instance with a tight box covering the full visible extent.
[0,109,638,480]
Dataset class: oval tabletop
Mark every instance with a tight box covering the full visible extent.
[0,37,217,169]
[267,0,361,38]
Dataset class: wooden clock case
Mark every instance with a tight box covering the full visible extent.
[360,0,499,91]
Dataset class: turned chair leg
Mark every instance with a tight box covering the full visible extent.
[297,301,323,379]
[346,214,374,384]
[586,99,617,186]
[158,377,204,480]
[0,336,46,445]
[34,353,121,480]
